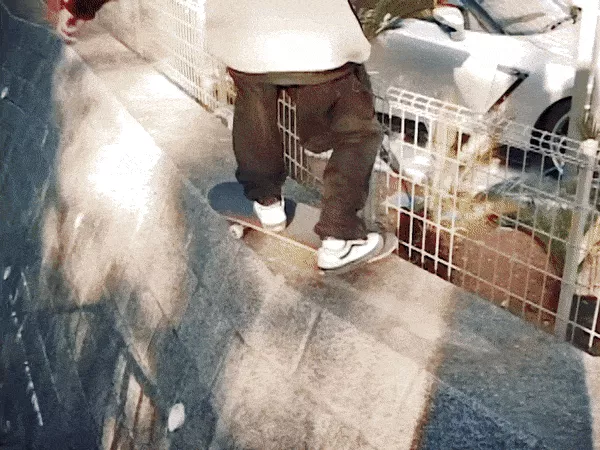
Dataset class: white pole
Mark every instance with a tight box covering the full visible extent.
[556,138,598,340]
[567,0,600,145]
[589,1,600,135]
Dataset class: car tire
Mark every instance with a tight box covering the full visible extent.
[531,97,571,175]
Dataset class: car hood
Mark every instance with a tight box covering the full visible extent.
[514,21,578,66]
[367,19,577,114]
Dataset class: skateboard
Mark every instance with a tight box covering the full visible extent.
[207,181,398,275]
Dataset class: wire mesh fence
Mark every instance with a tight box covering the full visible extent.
[97,0,235,111]
[279,86,600,355]
[89,0,600,354]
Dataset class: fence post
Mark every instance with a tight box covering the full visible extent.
[364,168,379,231]
[134,0,142,57]
[556,138,598,340]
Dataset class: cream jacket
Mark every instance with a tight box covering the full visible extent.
[205,0,371,73]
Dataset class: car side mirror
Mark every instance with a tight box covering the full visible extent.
[433,6,466,41]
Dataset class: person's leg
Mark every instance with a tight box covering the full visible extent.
[228,69,286,203]
[295,65,382,240]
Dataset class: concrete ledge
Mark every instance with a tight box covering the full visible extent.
[67,24,599,450]
[2,3,600,448]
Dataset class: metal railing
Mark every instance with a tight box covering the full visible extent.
[278,85,600,354]
[93,0,600,354]
[97,0,235,111]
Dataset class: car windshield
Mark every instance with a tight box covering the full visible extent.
[467,0,573,35]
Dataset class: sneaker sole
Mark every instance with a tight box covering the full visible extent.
[318,237,385,276]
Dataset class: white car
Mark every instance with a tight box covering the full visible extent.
[366,0,579,142]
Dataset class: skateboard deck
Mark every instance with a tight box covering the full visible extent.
[208,182,398,274]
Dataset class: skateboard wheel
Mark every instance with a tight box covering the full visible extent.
[229,223,245,239]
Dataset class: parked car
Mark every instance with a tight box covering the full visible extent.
[365,0,581,169]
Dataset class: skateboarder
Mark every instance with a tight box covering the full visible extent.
[206,0,384,271]
[52,0,385,271]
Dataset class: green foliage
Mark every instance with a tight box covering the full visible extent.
[355,0,435,39]
[357,4,398,39]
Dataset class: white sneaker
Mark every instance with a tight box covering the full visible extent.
[317,232,384,270]
[253,198,287,232]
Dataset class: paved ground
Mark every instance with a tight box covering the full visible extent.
[3,2,600,448]
[1,0,45,23]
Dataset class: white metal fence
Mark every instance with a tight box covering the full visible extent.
[93,0,600,354]
[96,0,235,111]
[279,87,600,354]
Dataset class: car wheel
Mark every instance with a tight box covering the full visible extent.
[531,97,571,175]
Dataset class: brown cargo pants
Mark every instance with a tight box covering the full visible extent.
[228,63,382,240]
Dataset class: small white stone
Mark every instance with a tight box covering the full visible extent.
[167,403,185,432]
[74,212,85,230]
